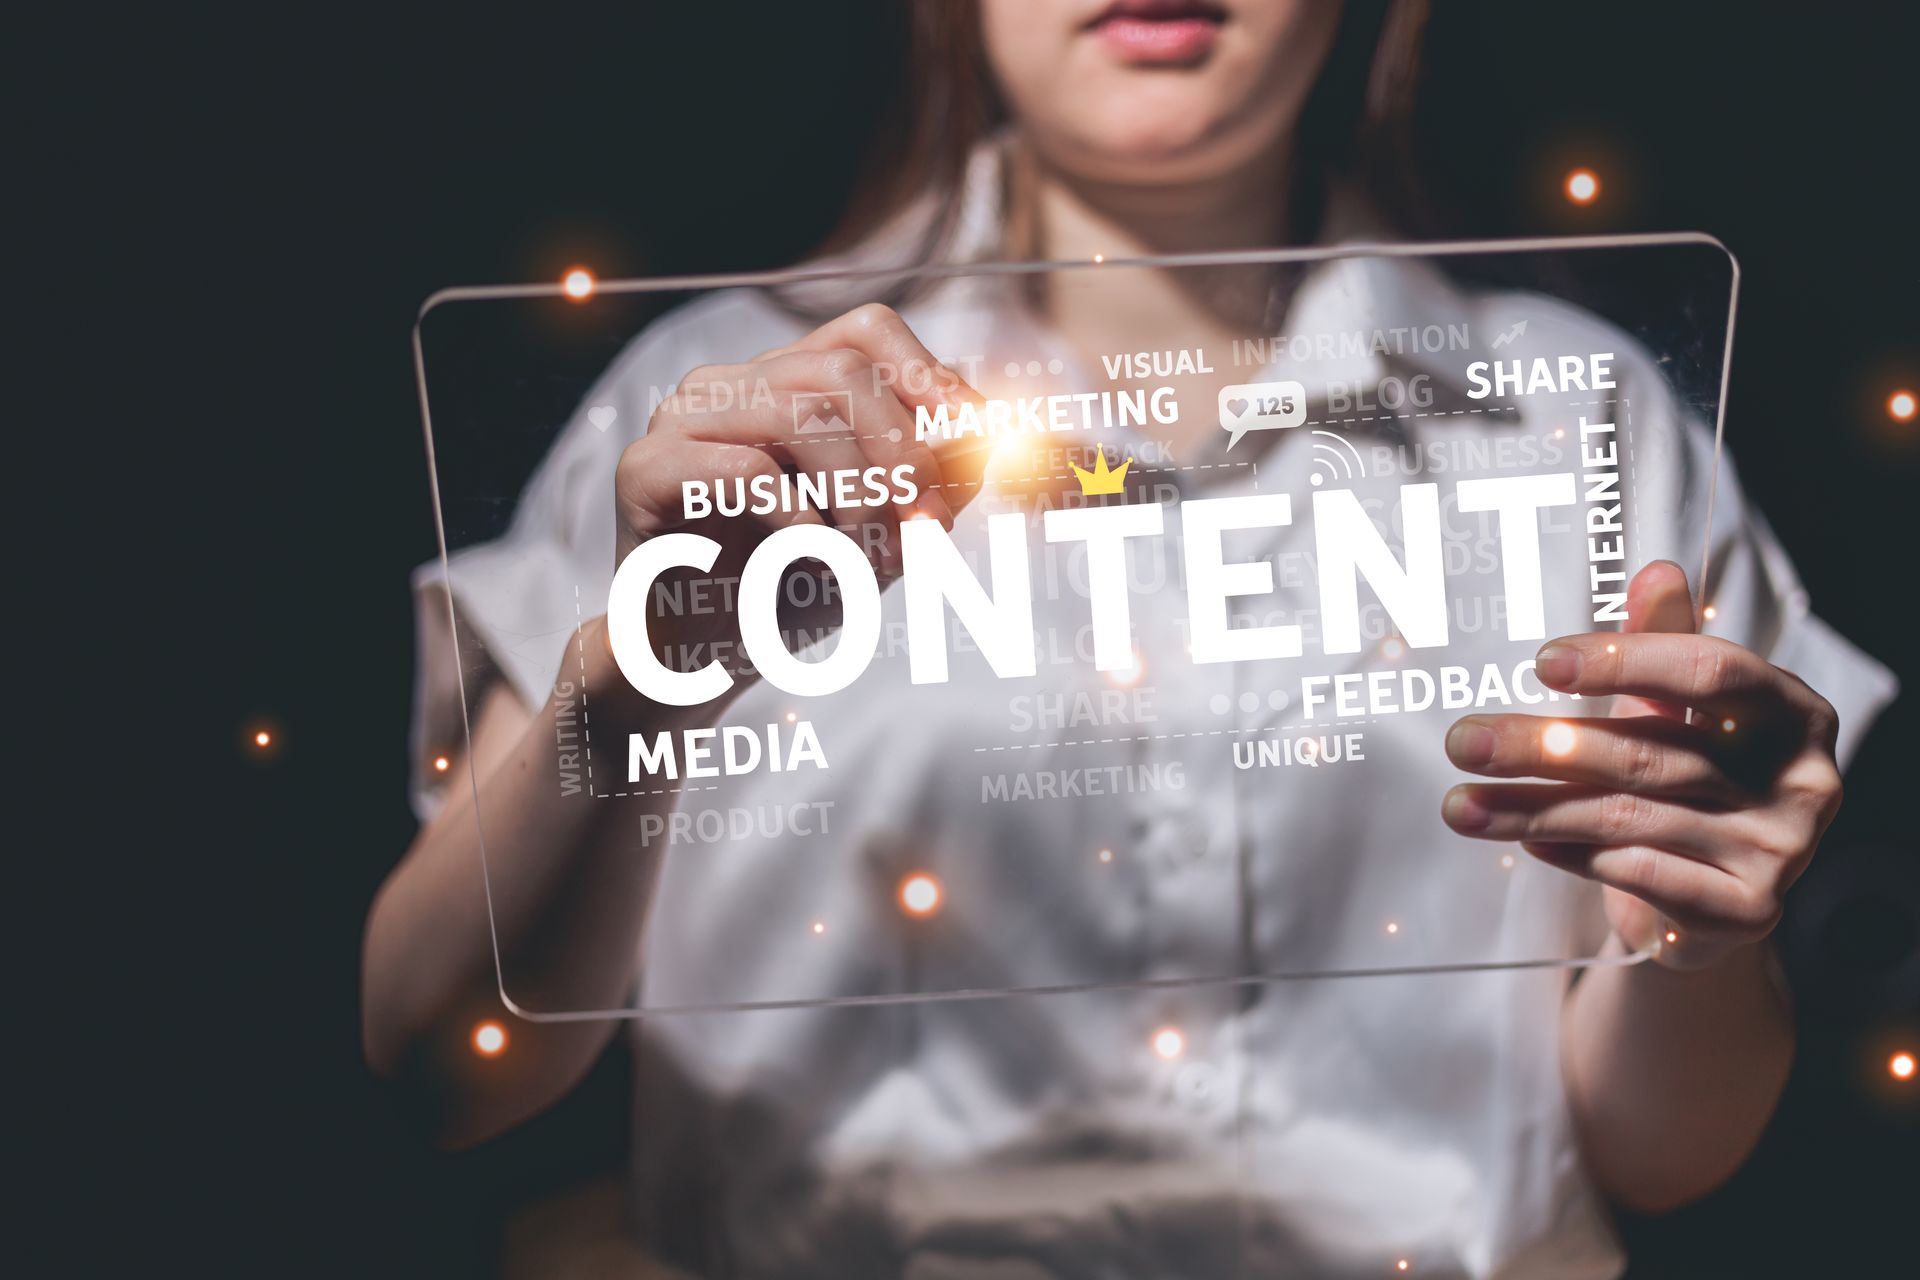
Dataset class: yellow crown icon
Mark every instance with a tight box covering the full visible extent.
[1070,450,1132,496]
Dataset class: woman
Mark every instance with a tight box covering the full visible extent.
[366,2,1894,1274]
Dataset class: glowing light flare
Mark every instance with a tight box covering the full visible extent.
[1098,847,1114,864]
[472,1021,508,1057]
[1703,604,1718,621]
[253,730,272,748]
[1720,718,1737,733]
[561,267,595,300]
[433,755,450,773]
[1397,1263,1412,1274]
[1152,1027,1185,1059]
[1500,854,1515,869]
[1891,1051,1915,1082]
[1092,253,1105,264]
[1542,721,1577,758]
[1665,929,1679,945]
[1564,169,1600,204]
[811,920,827,935]
[1381,636,1406,660]
[1105,650,1146,688]
[1385,921,1401,935]
[1890,390,1917,423]
[899,873,942,917]
[985,429,1043,482]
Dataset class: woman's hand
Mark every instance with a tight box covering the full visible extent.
[610,302,987,695]
[1441,560,1843,969]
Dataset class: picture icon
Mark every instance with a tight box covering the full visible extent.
[794,390,854,436]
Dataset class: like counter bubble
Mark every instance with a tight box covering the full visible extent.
[1219,380,1307,451]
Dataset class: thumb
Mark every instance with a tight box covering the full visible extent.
[1624,559,1696,637]
[1615,559,1696,720]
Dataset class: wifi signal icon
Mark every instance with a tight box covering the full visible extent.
[1309,430,1366,488]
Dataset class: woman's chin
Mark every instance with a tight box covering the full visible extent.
[1049,128,1266,187]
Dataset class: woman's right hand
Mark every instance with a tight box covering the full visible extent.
[608,302,987,696]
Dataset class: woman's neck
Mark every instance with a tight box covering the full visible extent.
[1009,139,1299,459]
[1020,143,1295,263]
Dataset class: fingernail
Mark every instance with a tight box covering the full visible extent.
[940,373,980,407]
[1535,644,1581,688]
[1447,722,1497,766]
[1443,788,1491,833]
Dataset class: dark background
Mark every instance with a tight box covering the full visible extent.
[42,2,1915,1275]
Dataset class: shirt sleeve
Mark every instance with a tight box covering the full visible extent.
[403,290,809,821]
[1686,436,1897,768]
[405,415,624,823]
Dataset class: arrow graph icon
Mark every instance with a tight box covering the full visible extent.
[1490,319,1529,349]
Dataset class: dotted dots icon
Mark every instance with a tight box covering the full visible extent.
[1208,690,1289,716]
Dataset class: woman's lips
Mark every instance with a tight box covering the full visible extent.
[1089,3,1225,64]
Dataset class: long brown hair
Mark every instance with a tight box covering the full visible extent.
[817,0,1434,265]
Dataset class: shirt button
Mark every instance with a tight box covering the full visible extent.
[1175,1061,1217,1107]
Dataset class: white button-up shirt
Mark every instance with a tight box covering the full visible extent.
[411,153,1896,1278]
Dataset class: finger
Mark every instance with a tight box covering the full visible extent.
[765,356,949,574]
[654,373,935,580]
[1520,841,1766,935]
[1616,559,1695,720]
[779,303,995,479]
[1444,713,1747,804]
[1627,559,1697,636]
[1532,631,1821,727]
[1441,782,1723,860]
[780,303,966,412]
[657,376,894,551]
[670,356,948,514]
[768,349,958,530]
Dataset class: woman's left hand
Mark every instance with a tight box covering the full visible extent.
[1441,560,1843,969]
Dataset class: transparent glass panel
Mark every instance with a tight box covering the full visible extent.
[413,235,1736,1019]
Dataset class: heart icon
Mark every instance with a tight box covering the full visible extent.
[1224,397,1249,420]
[588,405,618,432]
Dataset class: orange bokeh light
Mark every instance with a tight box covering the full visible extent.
[1890,390,1917,423]
[253,730,272,748]
[472,1021,508,1057]
[1152,1027,1185,1059]
[433,755,450,772]
[562,268,595,300]
[1891,1052,1915,1082]
[1564,169,1600,204]
[899,873,942,917]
